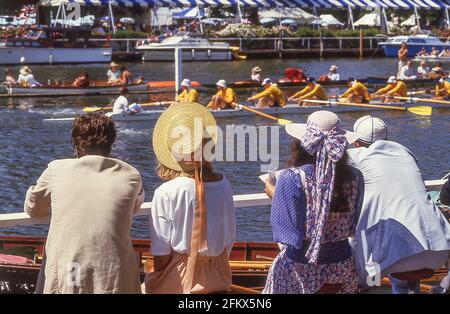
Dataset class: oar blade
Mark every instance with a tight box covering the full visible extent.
[277,118,293,125]
[82,107,102,113]
[407,106,432,116]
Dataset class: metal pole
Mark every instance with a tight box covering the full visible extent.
[414,7,420,31]
[446,7,450,28]
[237,1,243,23]
[175,48,182,96]
[197,5,204,34]
[359,28,363,58]
[109,1,116,34]
[348,6,354,30]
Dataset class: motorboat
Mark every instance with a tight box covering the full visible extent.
[136,34,245,62]
[378,34,450,58]
[0,26,111,65]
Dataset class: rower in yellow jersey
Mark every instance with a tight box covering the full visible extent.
[176,78,199,103]
[248,78,286,108]
[207,79,237,110]
[434,78,450,100]
[288,77,327,106]
[339,78,371,103]
[371,76,407,103]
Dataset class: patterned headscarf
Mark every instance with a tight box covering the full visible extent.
[301,119,348,264]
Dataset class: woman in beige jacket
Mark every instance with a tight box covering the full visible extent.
[24,113,145,294]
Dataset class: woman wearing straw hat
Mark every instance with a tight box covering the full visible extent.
[263,111,363,294]
[18,66,41,87]
[251,66,262,83]
[107,62,121,84]
[145,102,235,294]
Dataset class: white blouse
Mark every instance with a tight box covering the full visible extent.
[149,176,236,257]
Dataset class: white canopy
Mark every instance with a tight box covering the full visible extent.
[401,14,417,26]
[313,14,344,26]
[259,8,316,24]
[354,13,381,27]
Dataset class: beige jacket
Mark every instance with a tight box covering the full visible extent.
[24,155,145,294]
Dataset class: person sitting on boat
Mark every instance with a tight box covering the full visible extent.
[371,76,407,103]
[339,78,370,103]
[145,102,235,294]
[438,47,450,58]
[398,60,417,80]
[347,116,450,294]
[434,78,450,100]
[116,65,132,85]
[251,66,262,83]
[107,62,121,84]
[430,47,439,57]
[73,69,90,88]
[289,77,327,107]
[327,65,340,81]
[248,78,286,108]
[3,68,17,86]
[176,79,199,103]
[207,80,237,110]
[17,66,41,87]
[112,87,130,114]
[24,112,144,293]
[417,47,428,57]
[416,61,430,79]
[429,62,447,79]
[263,111,363,294]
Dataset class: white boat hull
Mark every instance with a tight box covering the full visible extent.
[140,48,232,61]
[3,83,147,95]
[0,47,112,65]
[43,102,439,123]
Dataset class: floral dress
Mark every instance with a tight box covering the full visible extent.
[263,164,363,294]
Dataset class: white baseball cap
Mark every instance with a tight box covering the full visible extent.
[285,111,360,144]
[181,79,191,87]
[439,78,445,84]
[353,115,388,144]
[261,78,272,86]
[216,79,227,88]
[387,76,396,83]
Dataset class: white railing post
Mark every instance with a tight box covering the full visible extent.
[175,47,182,96]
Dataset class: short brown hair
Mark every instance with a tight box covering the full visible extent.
[71,112,116,158]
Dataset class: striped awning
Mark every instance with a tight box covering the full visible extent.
[37,0,450,9]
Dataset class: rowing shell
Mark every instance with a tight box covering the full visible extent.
[43,101,447,123]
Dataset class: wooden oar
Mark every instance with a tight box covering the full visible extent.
[83,101,173,113]
[231,102,292,125]
[394,96,450,105]
[302,99,432,116]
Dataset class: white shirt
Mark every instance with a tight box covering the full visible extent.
[18,73,39,86]
[150,176,236,256]
[107,69,121,82]
[251,73,261,82]
[417,66,429,78]
[398,65,416,80]
[327,72,340,81]
[112,95,128,114]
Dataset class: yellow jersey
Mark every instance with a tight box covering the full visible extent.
[252,84,286,107]
[176,88,199,103]
[341,82,370,101]
[376,81,407,97]
[215,87,237,104]
[435,80,450,97]
[291,84,327,100]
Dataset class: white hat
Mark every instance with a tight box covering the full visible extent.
[353,115,387,144]
[285,111,359,144]
[181,79,191,87]
[439,78,445,84]
[252,66,262,73]
[261,78,272,86]
[329,65,338,71]
[20,66,32,75]
[216,79,227,88]
[387,76,396,83]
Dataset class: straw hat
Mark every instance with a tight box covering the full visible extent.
[329,65,338,71]
[285,110,359,144]
[152,102,217,172]
[20,66,32,75]
[353,115,387,144]
[216,79,227,88]
[110,62,119,68]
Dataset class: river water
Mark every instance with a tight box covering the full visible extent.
[0,58,449,241]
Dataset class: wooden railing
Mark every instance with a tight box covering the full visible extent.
[0,179,445,229]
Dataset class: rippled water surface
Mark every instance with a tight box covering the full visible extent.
[0,58,449,241]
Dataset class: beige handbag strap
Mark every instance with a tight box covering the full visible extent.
[183,161,208,293]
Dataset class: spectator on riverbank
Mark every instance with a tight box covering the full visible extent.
[439,48,450,58]
[348,116,450,294]
[24,113,144,293]
[397,42,408,78]
[263,110,362,294]
[417,47,428,57]
[145,102,235,294]
[430,47,439,57]
[417,61,430,79]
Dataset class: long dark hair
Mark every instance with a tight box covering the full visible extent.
[286,138,352,212]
